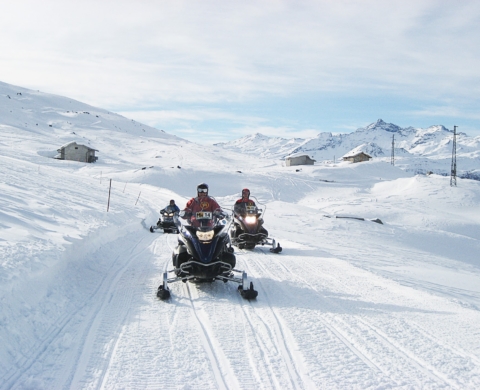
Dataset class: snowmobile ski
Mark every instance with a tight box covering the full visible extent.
[156,272,171,300]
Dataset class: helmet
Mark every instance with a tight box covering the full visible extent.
[242,188,250,197]
[169,199,175,205]
[197,182,209,195]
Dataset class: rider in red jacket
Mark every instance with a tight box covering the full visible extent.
[234,188,256,214]
[182,183,224,227]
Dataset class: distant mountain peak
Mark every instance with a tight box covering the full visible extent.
[364,119,402,133]
[425,125,451,133]
[250,133,269,139]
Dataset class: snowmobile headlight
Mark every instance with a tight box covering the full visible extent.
[197,230,215,242]
[245,216,257,224]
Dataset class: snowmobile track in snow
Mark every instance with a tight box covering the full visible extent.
[235,248,316,389]
[157,233,243,389]
[183,282,234,390]
[248,247,470,388]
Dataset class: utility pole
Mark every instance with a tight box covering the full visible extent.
[391,134,395,166]
[450,125,457,187]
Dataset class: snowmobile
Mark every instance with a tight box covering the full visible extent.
[150,209,179,234]
[156,210,258,300]
[230,201,282,253]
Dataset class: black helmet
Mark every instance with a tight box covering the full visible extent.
[197,182,209,195]
[169,199,175,204]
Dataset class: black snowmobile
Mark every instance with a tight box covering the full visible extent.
[150,209,179,234]
[156,210,258,300]
[230,200,282,253]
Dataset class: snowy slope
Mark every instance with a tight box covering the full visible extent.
[2,81,480,389]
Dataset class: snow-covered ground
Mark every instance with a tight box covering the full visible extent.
[2,82,480,389]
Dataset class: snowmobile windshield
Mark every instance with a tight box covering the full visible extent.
[235,203,258,216]
[190,215,215,229]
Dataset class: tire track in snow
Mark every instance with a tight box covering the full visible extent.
[312,269,474,388]
[232,286,286,389]
[69,231,158,389]
[184,283,232,390]
[4,225,156,390]
[240,248,392,387]
[235,249,316,390]
[162,238,284,389]
[158,232,182,327]
[95,233,176,389]
[258,251,462,388]
[161,233,242,389]
[253,251,384,371]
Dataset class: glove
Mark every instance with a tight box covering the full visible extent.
[214,209,226,219]
[179,210,191,219]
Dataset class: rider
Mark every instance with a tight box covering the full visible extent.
[182,183,225,227]
[160,199,180,215]
[156,199,180,228]
[232,188,268,240]
[234,188,256,214]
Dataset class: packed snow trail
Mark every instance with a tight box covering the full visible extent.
[3,200,480,389]
[9,226,479,389]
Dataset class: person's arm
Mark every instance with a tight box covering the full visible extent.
[181,199,194,219]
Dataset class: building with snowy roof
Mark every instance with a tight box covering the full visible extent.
[56,141,98,163]
[285,154,316,166]
[342,151,372,163]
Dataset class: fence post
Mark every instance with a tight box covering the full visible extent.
[107,179,112,212]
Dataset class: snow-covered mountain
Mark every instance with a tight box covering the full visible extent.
[2,81,480,388]
[216,119,480,179]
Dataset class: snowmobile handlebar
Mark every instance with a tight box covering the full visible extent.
[175,209,233,227]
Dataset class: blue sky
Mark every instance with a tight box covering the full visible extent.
[1,0,479,143]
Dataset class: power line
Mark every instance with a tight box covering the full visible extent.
[450,125,457,187]
[391,134,395,166]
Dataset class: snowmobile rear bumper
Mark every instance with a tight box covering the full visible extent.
[150,222,179,234]
[157,261,257,300]
[233,233,282,253]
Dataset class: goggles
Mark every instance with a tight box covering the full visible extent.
[198,188,208,193]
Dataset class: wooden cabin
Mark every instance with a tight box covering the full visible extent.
[56,141,98,163]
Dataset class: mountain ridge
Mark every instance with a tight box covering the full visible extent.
[215,119,480,179]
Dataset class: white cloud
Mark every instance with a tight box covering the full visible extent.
[3,1,479,101]
[1,0,480,141]
[410,106,480,121]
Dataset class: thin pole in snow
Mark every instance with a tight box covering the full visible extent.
[107,179,112,212]
[450,125,457,187]
[135,191,141,205]
[391,134,395,166]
